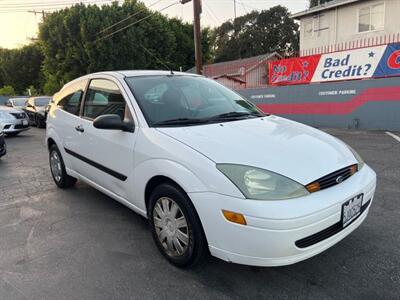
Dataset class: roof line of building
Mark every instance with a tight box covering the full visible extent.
[291,0,361,19]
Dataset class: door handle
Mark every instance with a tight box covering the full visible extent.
[75,125,84,133]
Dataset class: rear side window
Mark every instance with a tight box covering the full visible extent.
[58,91,83,116]
[83,79,126,120]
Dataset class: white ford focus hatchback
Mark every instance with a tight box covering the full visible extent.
[47,71,376,267]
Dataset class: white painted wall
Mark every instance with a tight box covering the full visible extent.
[299,0,400,54]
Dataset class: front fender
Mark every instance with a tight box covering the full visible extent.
[133,158,208,211]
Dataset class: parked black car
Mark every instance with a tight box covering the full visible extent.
[0,130,6,158]
[24,96,52,128]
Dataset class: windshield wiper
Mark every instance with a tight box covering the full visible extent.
[152,118,211,127]
[209,111,263,120]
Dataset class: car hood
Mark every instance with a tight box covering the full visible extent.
[0,106,24,113]
[156,116,357,184]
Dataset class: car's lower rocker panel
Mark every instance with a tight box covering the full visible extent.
[64,148,127,181]
[295,199,371,248]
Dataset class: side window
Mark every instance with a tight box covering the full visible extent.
[83,79,126,120]
[58,90,83,116]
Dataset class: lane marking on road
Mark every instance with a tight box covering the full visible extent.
[385,131,400,143]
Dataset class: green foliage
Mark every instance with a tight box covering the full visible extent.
[0,85,16,96]
[25,85,39,96]
[0,44,44,94]
[39,1,212,91]
[212,6,299,62]
[309,0,334,8]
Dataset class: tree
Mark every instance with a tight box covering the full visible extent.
[309,0,334,8]
[39,1,212,94]
[0,44,44,94]
[212,6,299,62]
[0,85,16,96]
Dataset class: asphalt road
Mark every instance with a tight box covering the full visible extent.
[0,128,399,300]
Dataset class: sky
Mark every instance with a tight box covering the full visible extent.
[0,0,309,49]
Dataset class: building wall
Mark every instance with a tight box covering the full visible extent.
[238,77,400,131]
[299,0,400,52]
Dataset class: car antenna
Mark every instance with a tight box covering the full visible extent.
[139,44,174,75]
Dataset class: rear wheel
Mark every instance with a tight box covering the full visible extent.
[148,183,207,268]
[49,144,77,188]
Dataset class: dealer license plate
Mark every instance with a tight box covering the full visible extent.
[342,194,363,227]
[22,120,28,126]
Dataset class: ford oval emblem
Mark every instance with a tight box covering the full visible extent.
[336,175,344,184]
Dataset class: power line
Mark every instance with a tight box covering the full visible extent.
[95,1,180,42]
[96,0,164,36]
[139,44,173,73]
[0,0,113,12]
[0,0,112,8]
[203,0,220,24]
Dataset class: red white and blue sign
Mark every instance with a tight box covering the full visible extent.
[269,43,400,86]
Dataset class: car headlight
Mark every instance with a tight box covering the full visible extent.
[0,112,14,120]
[216,164,309,200]
[346,144,365,170]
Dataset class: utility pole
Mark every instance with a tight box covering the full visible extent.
[181,0,202,74]
[234,0,237,19]
[28,10,50,20]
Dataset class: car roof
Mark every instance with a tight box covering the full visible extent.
[61,70,202,91]
[29,96,52,99]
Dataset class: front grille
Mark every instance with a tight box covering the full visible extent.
[14,124,29,129]
[295,199,371,248]
[10,112,26,119]
[306,165,357,192]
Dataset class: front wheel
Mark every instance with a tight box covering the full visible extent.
[148,183,207,268]
[49,144,77,188]
[5,132,19,137]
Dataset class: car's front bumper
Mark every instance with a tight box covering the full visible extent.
[189,164,376,267]
[2,118,30,133]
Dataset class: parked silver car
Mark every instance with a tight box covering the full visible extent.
[4,97,29,110]
[0,106,30,136]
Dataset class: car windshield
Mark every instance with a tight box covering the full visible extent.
[11,98,27,106]
[125,75,264,127]
[34,97,51,106]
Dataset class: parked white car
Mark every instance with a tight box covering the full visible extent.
[0,106,30,136]
[46,71,376,267]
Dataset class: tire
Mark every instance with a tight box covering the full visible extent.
[36,115,46,128]
[5,132,19,137]
[148,183,207,268]
[49,144,77,189]
[35,115,42,128]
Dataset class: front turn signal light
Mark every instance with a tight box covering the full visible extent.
[222,210,247,225]
[306,182,320,193]
[350,164,357,175]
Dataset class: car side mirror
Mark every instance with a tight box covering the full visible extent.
[93,114,135,133]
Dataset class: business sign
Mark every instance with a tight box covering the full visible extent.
[269,55,321,85]
[269,43,400,86]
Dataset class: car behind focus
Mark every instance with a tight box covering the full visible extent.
[0,106,30,136]
[24,96,52,128]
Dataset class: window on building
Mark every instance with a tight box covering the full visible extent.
[358,3,385,32]
[304,19,314,38]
